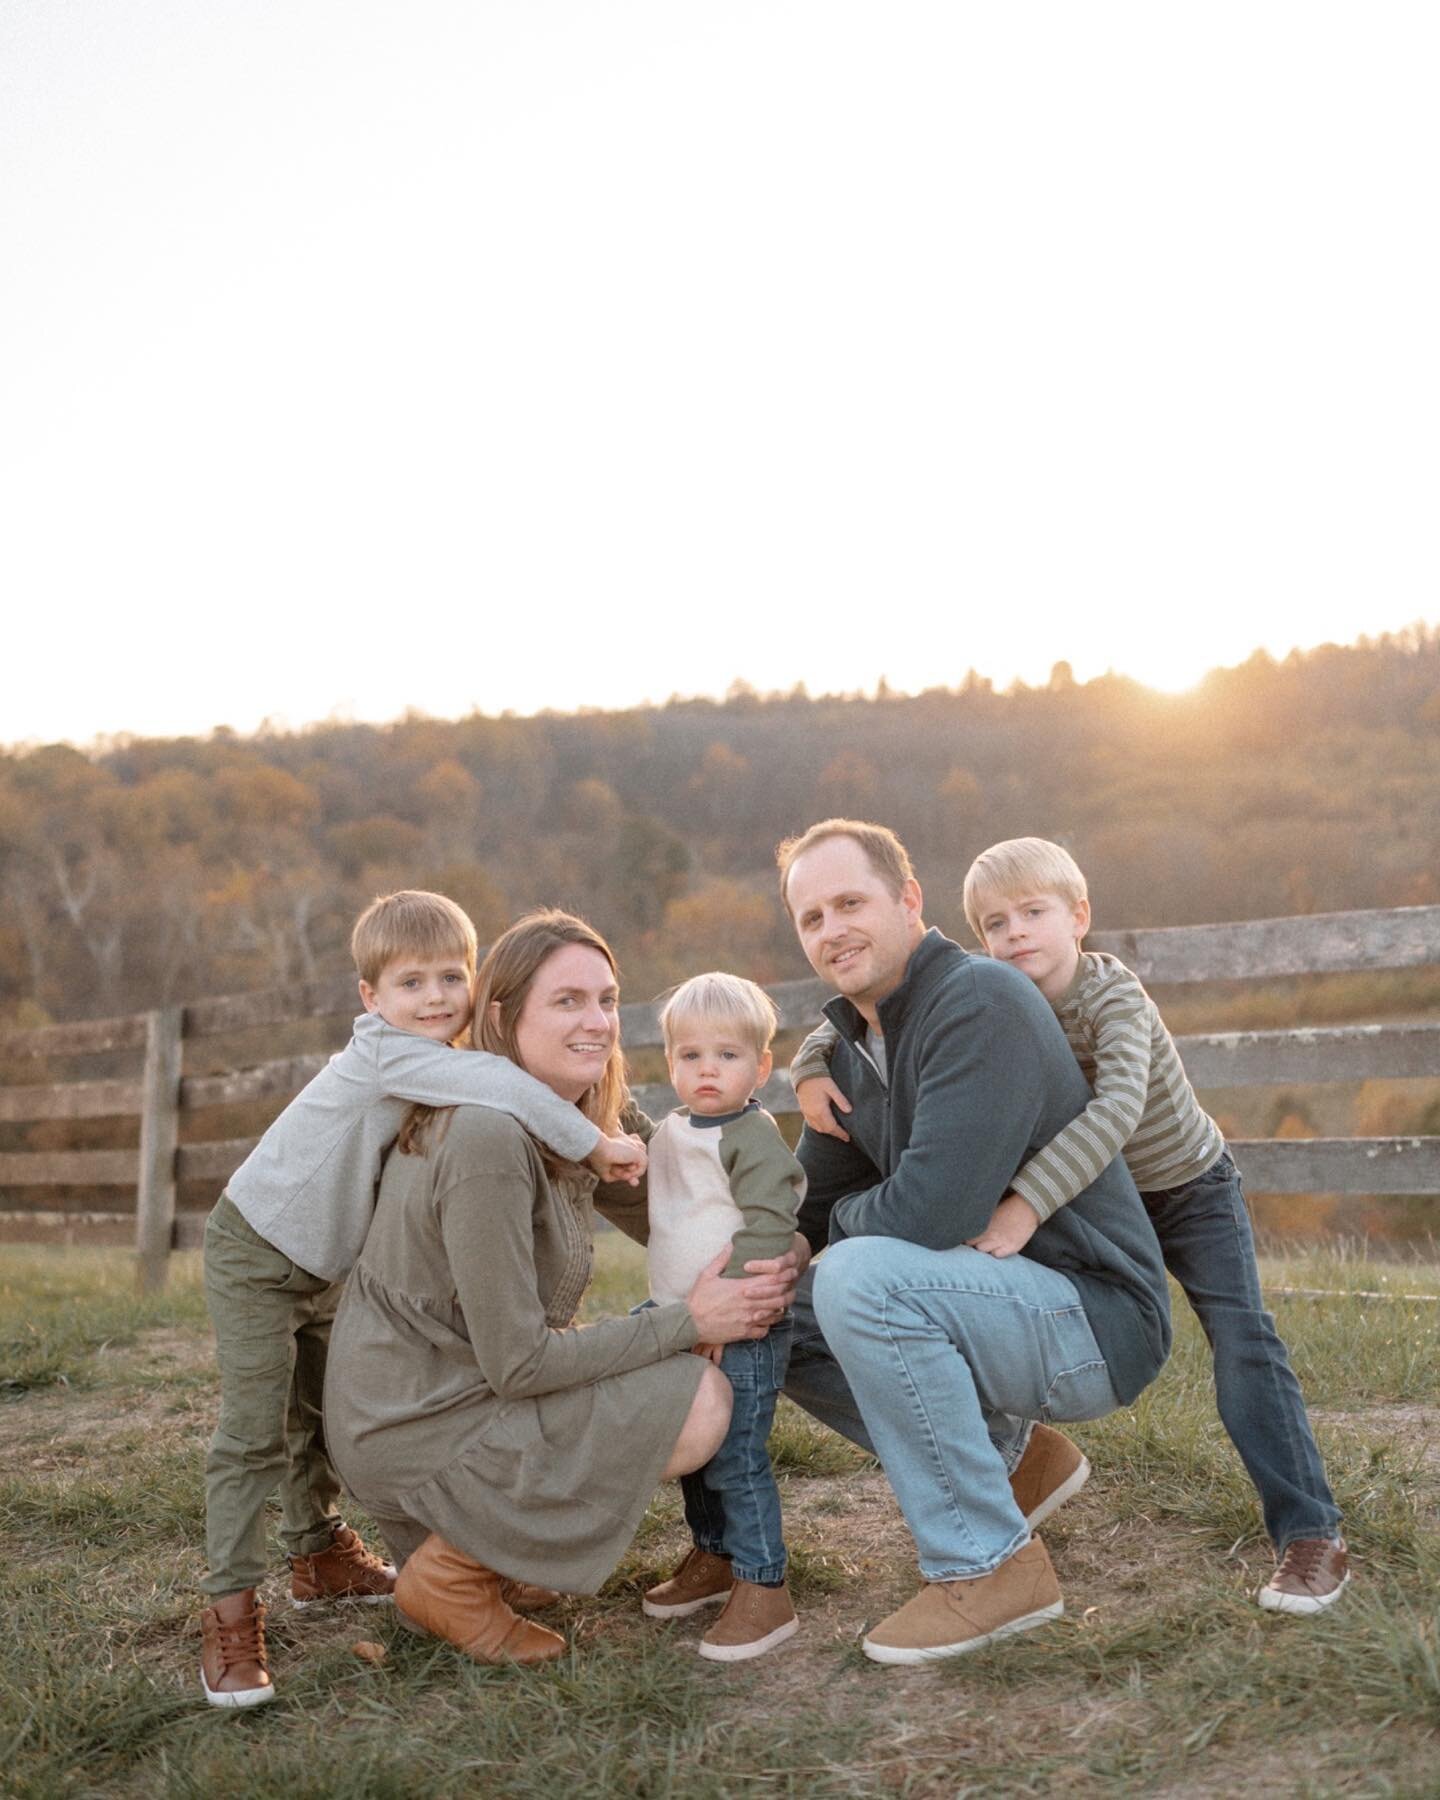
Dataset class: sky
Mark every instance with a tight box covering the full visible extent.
[3,1,1437,749]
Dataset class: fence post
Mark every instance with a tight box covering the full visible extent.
[136,1006,184,1293]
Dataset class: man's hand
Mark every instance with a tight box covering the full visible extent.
[738,1234,809,1309]
[966,1192,1041,1258]
[796,1075,853,1142]
[586,1131,647,1186]
[687,1248,795,1342]
[692,1342,726,1365]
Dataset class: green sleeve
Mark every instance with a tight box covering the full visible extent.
[717,1109,805,1275]
[592,1101,654,1246]
[437,1116,696,1400]
[790,1019,841,1089]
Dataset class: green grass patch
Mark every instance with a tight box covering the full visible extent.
[2,1243,1438,1798]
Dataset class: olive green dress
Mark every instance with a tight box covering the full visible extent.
[324,1105,703,1594]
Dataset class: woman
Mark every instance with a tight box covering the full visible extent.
[324,910,797,1666]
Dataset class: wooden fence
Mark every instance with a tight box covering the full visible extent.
[2,904,1438,1290]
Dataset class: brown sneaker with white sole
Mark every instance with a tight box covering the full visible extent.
[862,1538,1063,1665]
[1009,1424,1089,1528]
[290,1522,397,1606]
[1257,1536,1350,1615]
[698,1579,799,1662]
[642,1547,734,1619]
[200,1588,275,1708]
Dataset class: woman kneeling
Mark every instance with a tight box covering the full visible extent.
[324,910,793,1664]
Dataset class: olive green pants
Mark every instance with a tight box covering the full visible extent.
[201,1194,345,1597]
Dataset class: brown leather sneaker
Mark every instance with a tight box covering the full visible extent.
[290,1522,397,1607]
[642,1548,734,1619]
[862,1538,1063,1665]
[698,1580,799,1662]
[200,1588,275,1708]
[394,1534,566,1665]
[1258,1536,1350,1615]
[1010,1424,1089,1528]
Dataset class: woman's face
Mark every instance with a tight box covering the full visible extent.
[506,942,620,1102]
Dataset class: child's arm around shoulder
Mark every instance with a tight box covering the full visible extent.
[789,1019,853,1141]
[984,960,1155,1244]
[359,1013,604,1166]
[718,1107,805,1275]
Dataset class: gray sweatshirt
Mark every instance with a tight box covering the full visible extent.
[226,1012,601,1281]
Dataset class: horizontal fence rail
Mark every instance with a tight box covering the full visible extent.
[2,903,1437,1287]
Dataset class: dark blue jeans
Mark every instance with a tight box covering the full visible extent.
[1145,1151,1340,1550]
[683,1319,792,1585]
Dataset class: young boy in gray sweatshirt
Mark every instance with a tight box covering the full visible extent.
[199,889,645,1709]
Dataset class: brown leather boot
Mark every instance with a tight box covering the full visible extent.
[499,1578,563,1612]
[394,1535,566,1666]
[199,1588,275,1707]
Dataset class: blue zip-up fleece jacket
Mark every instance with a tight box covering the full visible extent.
[797,929,1171,1406]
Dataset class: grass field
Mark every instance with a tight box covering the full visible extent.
[2,1239,1438,1799]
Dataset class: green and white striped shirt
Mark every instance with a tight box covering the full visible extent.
[1009,950,1223,1220]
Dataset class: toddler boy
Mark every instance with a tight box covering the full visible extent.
[639,972,806,1661]
[792,838,1347,1617]
[200,889,645,1707]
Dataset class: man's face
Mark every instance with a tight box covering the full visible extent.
[785,835,923,1019]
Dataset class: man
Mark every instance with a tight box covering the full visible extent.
[777,818,1171,1664]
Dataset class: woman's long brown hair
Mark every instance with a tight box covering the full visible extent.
[397,909,629,1162]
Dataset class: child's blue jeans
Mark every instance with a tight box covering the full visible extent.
[1144,1150,1341,1550]
[682,1319,793,1586]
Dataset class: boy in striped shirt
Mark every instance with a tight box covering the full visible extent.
[791,836,1347,1616]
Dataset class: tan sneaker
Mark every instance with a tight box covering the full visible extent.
[394,1534,566,1666]
[642,1548,734,1619]
[1010,1424,1089,1528]
[1258,1536,1350,1615]
[698,1580,799,1662]
[862,1538,1063,1665]
[290,1522,397,1606]
[200,1588,275,1708]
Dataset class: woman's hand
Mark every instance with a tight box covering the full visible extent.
[687,1249,793,1343]
[586,1130,647,1186]
[796,1075,852,1142]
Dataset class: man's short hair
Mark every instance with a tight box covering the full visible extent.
[962,838,1089,942]
[775,818,915,914]
[350,889,479,987]
[659,971,779,1059]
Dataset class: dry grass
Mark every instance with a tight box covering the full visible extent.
[2,1241,1438,1798]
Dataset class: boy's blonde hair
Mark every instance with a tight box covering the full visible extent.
[775,817,915,914]
[350,889,479,988]
[660,971,779,1059]
[962,838,1089,943]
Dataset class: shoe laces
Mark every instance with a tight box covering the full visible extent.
[212,1601,266,1670]
[327,1528,388,1573]
[1274,1538,1331,1584]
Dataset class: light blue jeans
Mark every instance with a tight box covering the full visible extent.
[789,1236,1120,1580]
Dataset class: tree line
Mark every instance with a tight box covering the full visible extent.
[3,627,1437,1026]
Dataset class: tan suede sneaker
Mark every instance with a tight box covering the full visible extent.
[1009,1424,1089,1528]
[642,1548,734,1619]
[698,1580,799,1662]
[862,1538,1063,1665]
[1258,1536,1350,1615]
[200,1588,275,1708]
[290,1522,397,1606]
